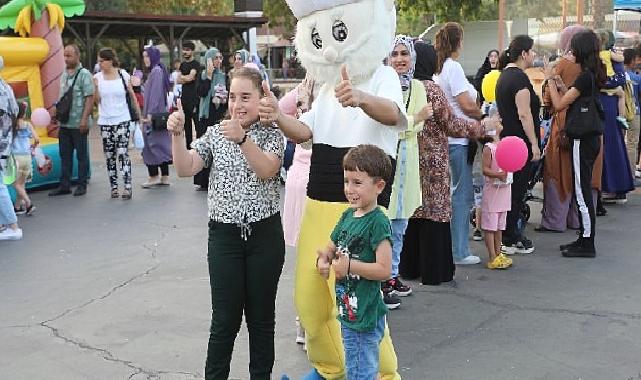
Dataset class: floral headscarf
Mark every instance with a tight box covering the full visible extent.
[389,35,416,91]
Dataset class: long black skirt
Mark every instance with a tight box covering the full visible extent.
[400,219,455,286]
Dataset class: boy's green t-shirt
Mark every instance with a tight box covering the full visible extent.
[331,207,390,332]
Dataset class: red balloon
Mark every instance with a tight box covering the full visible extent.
[495,136,528,173]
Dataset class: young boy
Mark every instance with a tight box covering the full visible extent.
[317,144,393,380]
[598,31,630,130]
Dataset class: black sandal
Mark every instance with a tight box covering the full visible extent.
[110,189,119,199]
[121,189,132,200]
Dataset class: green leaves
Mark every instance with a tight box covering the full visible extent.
[0,0,30,29]
[50,0,85,18]
[0,0,84,30]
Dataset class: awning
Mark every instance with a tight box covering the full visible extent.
[62,11,267,68]
[614,0,641,11]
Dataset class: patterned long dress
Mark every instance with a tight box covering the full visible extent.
[400,80,483,285]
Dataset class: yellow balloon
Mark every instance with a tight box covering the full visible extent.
[482,69,501,103]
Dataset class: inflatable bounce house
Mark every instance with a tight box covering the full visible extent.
[0,0,86,198]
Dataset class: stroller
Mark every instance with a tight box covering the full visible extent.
[521,110,554,224]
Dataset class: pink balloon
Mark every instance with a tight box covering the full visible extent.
[31,107,51,128]
[496,136,528,173]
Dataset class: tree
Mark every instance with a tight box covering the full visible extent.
[591,0,614,29]
[263,0,295,36]
[0,0,85,125]
[397,0,498,23]
[505,0,563,21]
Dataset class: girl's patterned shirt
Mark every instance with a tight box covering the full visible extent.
[192,121,284,229]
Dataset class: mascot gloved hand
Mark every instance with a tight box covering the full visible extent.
[280,1,406,380]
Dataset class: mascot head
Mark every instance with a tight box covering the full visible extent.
[287,0,397,84]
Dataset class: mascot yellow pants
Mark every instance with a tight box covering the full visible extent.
[295,198,400,380]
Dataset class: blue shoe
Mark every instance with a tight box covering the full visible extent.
[301,368,324,380]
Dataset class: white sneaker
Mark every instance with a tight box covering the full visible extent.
[454,255,481,265]
[501,244,517,255]
[636,169,641,179]
[0,227,22,240]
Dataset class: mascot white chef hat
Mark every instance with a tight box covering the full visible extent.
[285,0,397,84]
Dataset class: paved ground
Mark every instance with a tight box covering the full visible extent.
[2,137,641,379]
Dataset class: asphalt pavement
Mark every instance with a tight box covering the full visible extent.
[1,156,641,380]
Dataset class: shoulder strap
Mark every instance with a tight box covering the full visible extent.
[405,81,412,111]
[118,69,128,91]
[66,68,82,92]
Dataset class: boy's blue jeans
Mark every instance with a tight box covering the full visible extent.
[341,316,386,380]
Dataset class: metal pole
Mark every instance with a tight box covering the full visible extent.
[498,0,506,50]
[577,0,584,25]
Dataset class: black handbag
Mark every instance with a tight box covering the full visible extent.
[118,70,139,122]
[55,69,81,124]
[565,72,604,139]
[150,112,170,131]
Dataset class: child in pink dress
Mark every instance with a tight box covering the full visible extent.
[279,78,317,349]
[481,126,513,270]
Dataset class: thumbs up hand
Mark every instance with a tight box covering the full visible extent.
[259,80,281,124]
[167,98,186,136]
[335,64,363,108]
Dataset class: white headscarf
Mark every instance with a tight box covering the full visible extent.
[389,35,416,91]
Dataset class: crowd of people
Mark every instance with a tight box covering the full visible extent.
[0,18,639,380]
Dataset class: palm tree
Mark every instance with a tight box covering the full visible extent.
[0,0,85,129]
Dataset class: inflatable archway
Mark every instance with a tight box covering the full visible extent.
[0,36,88,197]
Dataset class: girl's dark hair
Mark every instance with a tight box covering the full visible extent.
[98,47,120,68]
[230,67,266,96]
[12,102,27,136]
[481,49,500,72]
[498,35,534,70]
[570,30,607,87]
[17,101,27,119]
[434,22,463,74]
[624,48,637,65]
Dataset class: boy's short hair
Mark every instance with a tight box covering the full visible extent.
[343,144,393,183]
[182,41,196,51]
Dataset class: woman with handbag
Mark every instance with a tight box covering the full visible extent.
[546,30,606,258]
[94,47,142,199]
[140,46,173,189]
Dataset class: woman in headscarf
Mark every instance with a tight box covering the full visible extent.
[400,41,496,285]
[596,29,635,204]
[229,49,250,78]
[538,25,585,232]
[384,35,431,305]
[140,45,173,188]
[195,47,228,190]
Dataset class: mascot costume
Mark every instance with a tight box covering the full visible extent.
[279,1,407,379]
